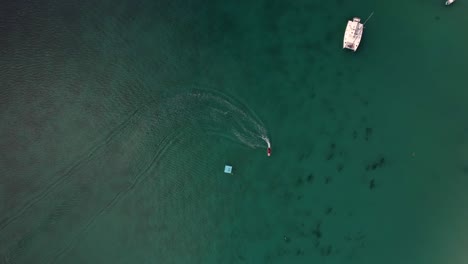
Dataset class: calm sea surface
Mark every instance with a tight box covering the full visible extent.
[1,0,468,263]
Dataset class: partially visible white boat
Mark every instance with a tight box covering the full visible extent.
[343,12,373,52]
[343,17,364,52]
[445,0,455,5]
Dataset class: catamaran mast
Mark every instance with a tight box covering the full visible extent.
[363,11,374,26]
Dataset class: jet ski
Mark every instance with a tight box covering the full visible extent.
[261,135,271,157]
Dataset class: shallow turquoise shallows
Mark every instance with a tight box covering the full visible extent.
[1,0,468,263]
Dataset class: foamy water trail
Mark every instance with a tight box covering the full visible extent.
[261,136,271,149]
[177,89,269,149]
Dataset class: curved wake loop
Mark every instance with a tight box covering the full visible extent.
[0,88,271,264]
[182,88,270,151]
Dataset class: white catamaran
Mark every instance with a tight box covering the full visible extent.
[343,12,373,52]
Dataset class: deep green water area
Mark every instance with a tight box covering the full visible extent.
[1,0,468,263]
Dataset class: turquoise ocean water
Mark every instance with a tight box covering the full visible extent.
[1,0,468,263]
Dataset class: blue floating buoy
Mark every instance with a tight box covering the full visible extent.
[224,165,232,174]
